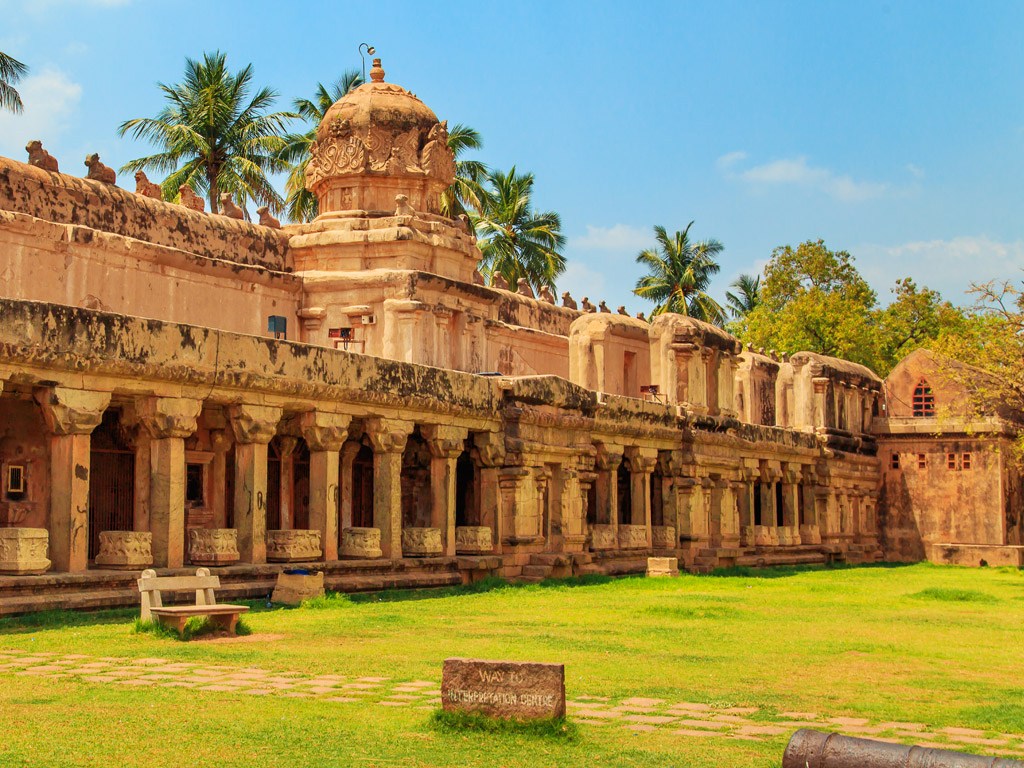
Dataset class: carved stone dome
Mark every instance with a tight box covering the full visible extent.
[306,59,456,218]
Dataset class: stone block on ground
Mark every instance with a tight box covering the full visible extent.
[271,571,325,605]
[646,557,679,577]
[442,658,565,720]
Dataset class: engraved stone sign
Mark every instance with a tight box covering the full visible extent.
[441,658,566,720]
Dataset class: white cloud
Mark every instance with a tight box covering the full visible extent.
[905,163,925,180]
[715,150,747,171]
[737,156,889,202]
[0,67,82,159]
[856,236,1024,304]
[557,260,607,305]
[570,223,652,252]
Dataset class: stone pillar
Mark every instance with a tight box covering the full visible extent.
[432,308,454,369]
[423,424,468,557]
[276,435,298,530]
[498,467,537,543]
[811,376,830,431]
[708,478,726,547]
[210,429,230,529]
[364,418,413,560]
[626,448,657,548]
[340,441,361,531]
[301,412,350,562]
[473,432,506,555]
[595,444,624,546]
[135,397,202,568]
[133,429,152,534]
[229,404,282,564]
[35,387,111,573]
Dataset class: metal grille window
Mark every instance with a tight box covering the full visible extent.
[962,452,972,470]
[912,380,935,417]
[947,452,957,470]
[890,453,900,470]
[917,454,927,469]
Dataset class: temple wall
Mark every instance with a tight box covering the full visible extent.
[0,396,50,529]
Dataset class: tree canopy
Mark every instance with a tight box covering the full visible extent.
[118,51,295,215]
[633,222,725,323]
[0,51,28,114]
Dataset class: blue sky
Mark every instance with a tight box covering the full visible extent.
[2,0,1022,316]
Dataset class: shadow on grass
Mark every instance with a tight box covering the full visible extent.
[0,598,270,635]
[707,561,916,579]
[133,616,252,641]
[429,709,579,741]
[346,573,617,605]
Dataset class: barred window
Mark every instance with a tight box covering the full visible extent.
[913,380,935,417]
[890,453,900,469]
[962,452,972,470]
[917,454,927,469]
[947,452,957,470]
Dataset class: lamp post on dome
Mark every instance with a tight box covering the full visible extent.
[358,43,376,83]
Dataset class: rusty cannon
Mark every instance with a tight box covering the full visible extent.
[783,729,1024,768]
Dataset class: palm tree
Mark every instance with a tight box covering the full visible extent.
[118,51,295,215]
[277,70,363,223]
[726,273,761,319]
[633,222,725,323]
[472,166,566,292]
[0,51,28,114]
[440,123,488,219]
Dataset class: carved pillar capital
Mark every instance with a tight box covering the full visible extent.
[133,396,202,439]
[422,424,469,459]
[35,386,111,436]
[299,411,351,452]
[595,442,624,471]
[625,446,658,474]
[364,417,413,454]
[229,404,282,444]
[473,431,506,467]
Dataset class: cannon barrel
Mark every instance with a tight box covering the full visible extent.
[783,729,1024,768]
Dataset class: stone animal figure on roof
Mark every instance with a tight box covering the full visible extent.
[178,185,205,212]
[492,274,510,290]
[561,291,577,310]
[472,269,485,286]
[84,154,116,185]
[617,306,629,316]
[517,278,535,298]
[256,206,281,229]
[25,140,58,172]
[599,300,610,313]
[219,193,245,220]
[538,285,556,304]
[581,297,596,313]
[636,311,646,321]
[134,171,163,200]
[394,194,415,216]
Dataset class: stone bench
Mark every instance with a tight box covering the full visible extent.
[137,567,249,636]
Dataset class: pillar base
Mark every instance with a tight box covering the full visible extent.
[402,527,443,557]
[266,530,322,562]
[340,527,383,559]
[618,525,648,550]
[0,528,51,575]
[651,526,677,549]
[188,529,240,566]
[94,531,153,570]
[455,526,493,554]
[589,525,617,551]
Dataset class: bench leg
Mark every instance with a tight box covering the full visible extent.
[156,615,189,636]
[210,613,239,636]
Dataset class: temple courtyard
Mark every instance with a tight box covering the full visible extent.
[0,563,1021,767]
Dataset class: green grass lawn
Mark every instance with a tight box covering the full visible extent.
[0,562,1022,767]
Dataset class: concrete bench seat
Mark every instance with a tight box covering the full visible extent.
[138,567,249,637]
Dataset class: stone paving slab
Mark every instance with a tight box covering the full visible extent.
[0,650,1021,758]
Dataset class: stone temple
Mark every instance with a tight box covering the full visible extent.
[0,60,1020,611]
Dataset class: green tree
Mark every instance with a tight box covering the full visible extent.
[118,51,295,215]
[726,273,761,318]
[875,277,965,371]
[632,222,725,323]
[278,71,363,223]
[0,51,28,114]
[473,166,566,292]
[743,240,879,368]
[440,123,489,219]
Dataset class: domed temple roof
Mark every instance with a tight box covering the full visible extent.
[305,59,456,217]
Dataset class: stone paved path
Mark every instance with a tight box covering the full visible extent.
[1,648,1021,758]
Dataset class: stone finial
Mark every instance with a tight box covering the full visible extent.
[394,194,415,216]
[84,153,116,185]
[617,305,629,316]
[581,297,596,313]
[219,192,245,220]
[599,300,610,313]
[178,185,205,212]
[636,311,646,321]
[516,278,536,298]
[134,171,162,200]
[492,274,510,291]
[25,140,58,172]
[457,213,472,234]
[256,205,281,229]
[538,285,556,304]
[370,57,385,82]
[561,291,577,310]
